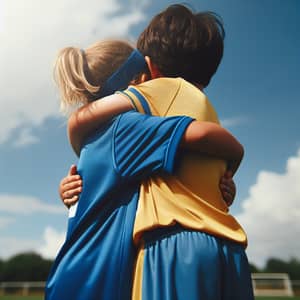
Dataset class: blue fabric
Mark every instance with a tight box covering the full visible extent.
[98,50,147,98]
[141,228,254,300]
[127,87,151,115]
[45,111,193,300]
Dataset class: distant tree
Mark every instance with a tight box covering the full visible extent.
[264,257,287,273]
[264,257,300,280]
[0,258,4,281]
[249,262,261,273]
[1,252,53,281]
[287,258,300,280]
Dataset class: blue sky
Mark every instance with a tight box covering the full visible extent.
[0,0,299,267]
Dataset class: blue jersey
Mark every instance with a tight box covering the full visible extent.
[45,111,192,300]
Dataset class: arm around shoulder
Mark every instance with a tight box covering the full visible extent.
[181,121,244,174]
[68,93,134,156]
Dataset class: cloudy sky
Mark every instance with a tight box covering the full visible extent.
[0,0,299,268]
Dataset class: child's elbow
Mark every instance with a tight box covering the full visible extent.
[67,114,84,156]
[238,143,245,161]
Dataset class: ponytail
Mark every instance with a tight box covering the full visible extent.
[54,40,135,113]
[54,47,99,112]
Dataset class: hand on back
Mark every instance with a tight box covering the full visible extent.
[59,165,82,208]
[59,166,236,208]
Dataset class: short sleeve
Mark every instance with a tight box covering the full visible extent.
[113,111,193,180]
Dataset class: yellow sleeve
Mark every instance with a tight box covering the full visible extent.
[116,87,150,115]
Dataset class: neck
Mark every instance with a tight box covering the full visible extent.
[192,82,204,91]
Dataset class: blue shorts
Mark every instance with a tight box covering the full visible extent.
[135,225,254,300]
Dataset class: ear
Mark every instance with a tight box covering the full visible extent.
[145,56,162,79]
[139,72,150,83]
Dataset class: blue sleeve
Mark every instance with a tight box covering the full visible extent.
[113,111,193,180]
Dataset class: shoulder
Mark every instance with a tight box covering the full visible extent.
[123,78,182,116]
[134,77,181,94]
[115,111,193,137]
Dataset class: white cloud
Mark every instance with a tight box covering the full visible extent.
[0,0,146,145]
[0,194,66,215]
[221,116,249,128]
[237,149,300,267]
[0,236,40,259]
[12,128,39,147]
[38,226,66,259]
[0,227,66,259]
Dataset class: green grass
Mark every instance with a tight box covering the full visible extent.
[0,296,299,300]
[256,297,300,300]
[0,297,43,300]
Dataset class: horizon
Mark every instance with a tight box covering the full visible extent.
[0,0,299,268]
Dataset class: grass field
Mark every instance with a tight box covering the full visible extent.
[0,297,298,300]
[256,298,300,300]
[0,297,43,300]
[0,297,300,300]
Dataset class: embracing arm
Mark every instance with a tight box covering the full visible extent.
[68,94,133,156]
[59,167,237,208]
[68,94,243,173]
[60,117,242,207]
[181,121,244,174]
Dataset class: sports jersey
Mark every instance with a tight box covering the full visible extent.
[120,78,252,300]
[45,111,193,300]
[120,78,247,246]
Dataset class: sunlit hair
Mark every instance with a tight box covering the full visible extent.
[137,4,225,87]
[54,40,134,112]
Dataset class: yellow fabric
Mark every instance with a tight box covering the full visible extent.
[123,77,247,247]
[117,90,147,114]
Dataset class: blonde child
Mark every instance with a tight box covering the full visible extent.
[56,5,254,300]
[46,36,244,299]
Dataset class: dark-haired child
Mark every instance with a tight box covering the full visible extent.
[56,4,253,300]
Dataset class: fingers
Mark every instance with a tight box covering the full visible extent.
[220,178,235,194]
[59,164,82,208]
[221,188,234,206]
[60,175,82,199]
[64,195,79,207]
[220,175,236,207]
[68,164,77,176]
[61,174,81,187]
[223,169,233,179]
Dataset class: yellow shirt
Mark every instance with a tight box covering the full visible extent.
[121,77,247,246]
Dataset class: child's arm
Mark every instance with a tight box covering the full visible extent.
[181,121,244,174]
[68,95,243,173]
[68,94,134,156]
[59,167,237,208]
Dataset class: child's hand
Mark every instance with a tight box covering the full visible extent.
[59,165,82,208]
[219,170,236,207]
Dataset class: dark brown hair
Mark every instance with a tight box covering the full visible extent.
[137,4,225,87]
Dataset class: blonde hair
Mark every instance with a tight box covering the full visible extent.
[54,40,134,112]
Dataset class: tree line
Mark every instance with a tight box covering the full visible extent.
[250,257,300,280]
[0,252,300,281]
[0,252,53,282]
